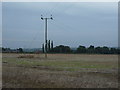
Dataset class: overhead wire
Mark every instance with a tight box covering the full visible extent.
[24,6,46,49]
[25,2,78,49]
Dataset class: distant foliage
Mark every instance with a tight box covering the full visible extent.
[2,44,120,54]
[77,45,86,53]
[53,45,71,53]
[2,47,23,53]
[76,45,119,54]
[42,43,44,53]
[17,48,23,53]
[48,40,51,52]
[51,41,54,52]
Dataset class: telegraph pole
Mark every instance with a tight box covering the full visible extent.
[41,15,53,58]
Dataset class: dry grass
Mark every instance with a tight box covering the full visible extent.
[2,66,118,88]
[2,53,118,88]
[18,55,34,58]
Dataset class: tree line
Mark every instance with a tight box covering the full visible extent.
[42,40,120,54]
[1,40,120,54]
[2,48,23,53]
[76,45,119,54]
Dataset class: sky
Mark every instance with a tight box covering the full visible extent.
[2,2,118,48]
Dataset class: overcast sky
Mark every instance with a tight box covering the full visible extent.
[2,2,118,48]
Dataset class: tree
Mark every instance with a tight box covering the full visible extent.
[77,45,86,53]
[102,46,110,54]
[42,43,44,53]
[17,48,23,53]
[48,40,50,52]
[51,41,54,52]
[64,46,71,53]
[118,49,120,54]
[2,47,6,51]
[87,45,95,54]
[45,42,47,53]
[110,48,117,54]
[53,45,71,53]
[95,46,102,54]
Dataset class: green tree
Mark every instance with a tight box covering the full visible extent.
[95,46,102,54]
[53,45,71,53]
[42,43,44,53]
[48,40,50,52]
[17,48,23,53]
[77,45,86,53]
[87,45,95,54]
[110,48,117,54]
[102,46,110,54]
[118,49,120,54]
[2,47,6,51]
[51,41,54,52]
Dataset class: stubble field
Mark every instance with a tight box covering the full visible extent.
[2,53,118,88]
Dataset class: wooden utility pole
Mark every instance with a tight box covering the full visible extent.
[41,15,53,58]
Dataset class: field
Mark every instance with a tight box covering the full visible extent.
[2,53,118,88]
